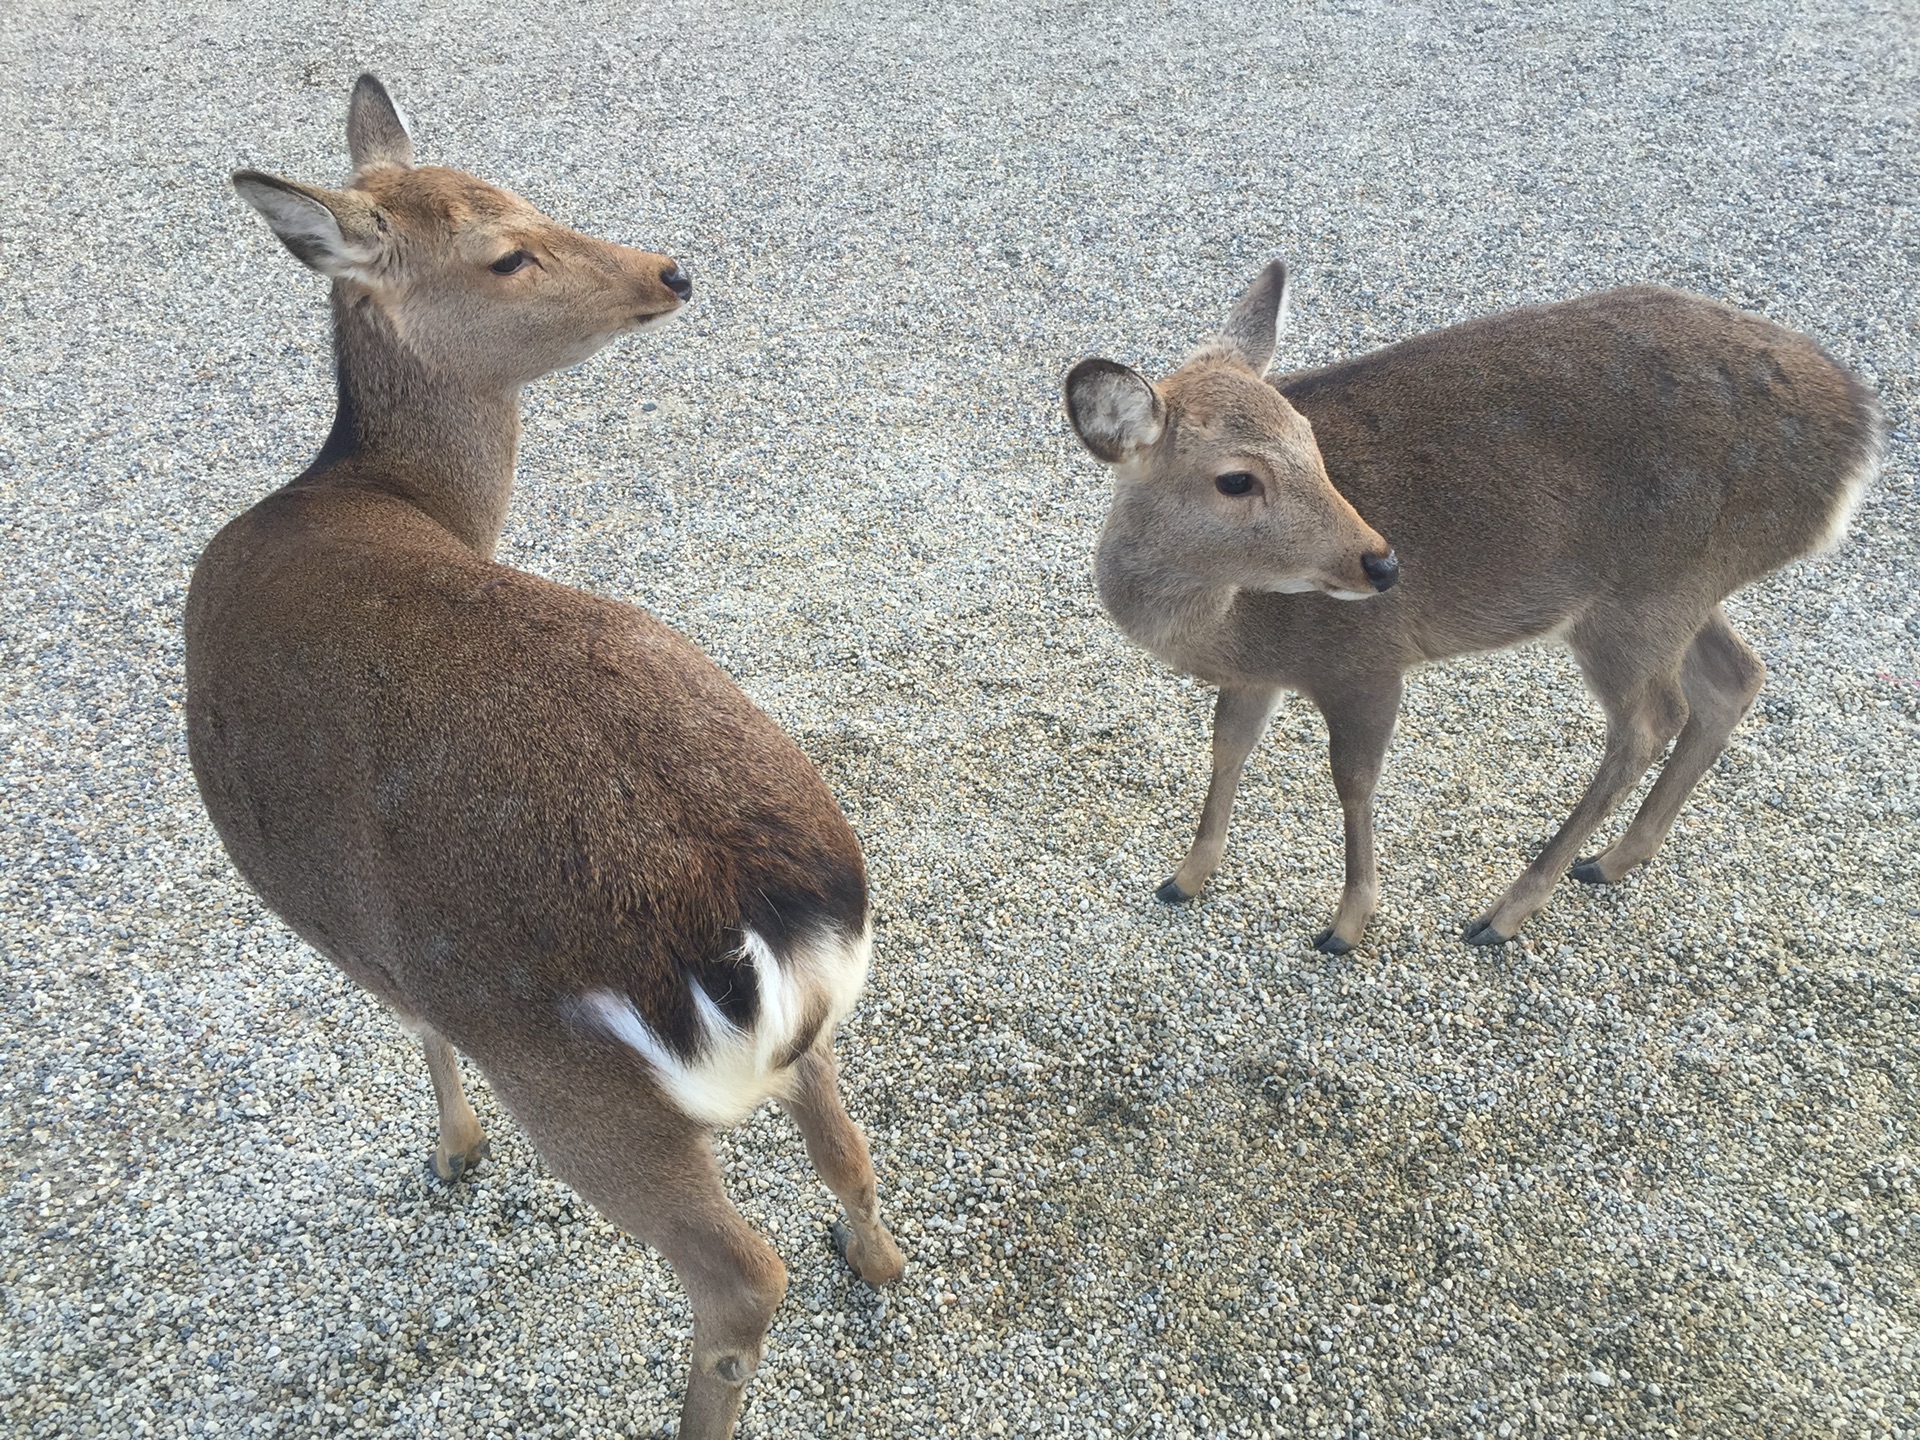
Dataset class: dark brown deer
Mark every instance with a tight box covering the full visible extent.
[186,76,903,1438]
[1065,260,1881,950]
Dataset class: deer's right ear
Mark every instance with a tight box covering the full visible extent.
[232,171,383,281]
[1064,358,1166,464]
[347,73,414,171]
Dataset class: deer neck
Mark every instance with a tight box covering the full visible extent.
[1093,528,1237,671]
[307,288,522,560]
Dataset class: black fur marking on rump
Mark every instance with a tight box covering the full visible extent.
[644,851,867,1063]
[706,840,867,1041]
[693,943,760,1033]
[740,866,868,963]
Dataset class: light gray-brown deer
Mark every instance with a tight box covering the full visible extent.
[186,77,903,1438]
[1065,261,1881,950]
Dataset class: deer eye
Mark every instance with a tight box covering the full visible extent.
[490,250,533,275]
[1215,471,1259,496]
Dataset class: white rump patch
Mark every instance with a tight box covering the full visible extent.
[570,926,872,1129]
[1815,425,1885,553]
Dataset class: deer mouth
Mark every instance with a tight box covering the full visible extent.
[1260,570,1391,602]
[630,305,685,334]
[1313,549,1400,601]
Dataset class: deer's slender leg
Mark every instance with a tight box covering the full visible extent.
[1311,675,1403,953]
[779,1046,905,1287]
[1466,620,1690,945]
[661,1192,788,1440]
[417,1027,490,1183]
[485,1047,787,1440]
[1158,684,1283,902]
[1573,606,1765,884]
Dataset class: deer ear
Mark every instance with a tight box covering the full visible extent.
[347,73,414,171]
[1064,358,1166,464]
[1215,259,1290,376]
[232,171,383,281]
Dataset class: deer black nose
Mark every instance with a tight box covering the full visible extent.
[660,264,692,301]
[1362,549,1400,592]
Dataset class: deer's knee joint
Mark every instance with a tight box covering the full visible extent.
[694,1237,786,1327]
[691,1268,782,1384]
[744,1258,787,1320]
[705,1351,757,1387]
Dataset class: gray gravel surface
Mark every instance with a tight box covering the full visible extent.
[3,2,1917,1436]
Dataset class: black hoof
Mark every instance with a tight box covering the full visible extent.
[1312,927,1354,955]
[1569,858,1609,886]
[1154,878,1194,905]
[430,1139,490,1185]
[1462,919,1510,947]
[828,1220,854,1265]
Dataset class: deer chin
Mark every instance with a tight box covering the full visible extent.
[630,306,684,334]
[1257,575,1376,600]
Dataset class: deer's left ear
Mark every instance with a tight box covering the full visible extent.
[347,73,414,172]
[1214,259,1290,377]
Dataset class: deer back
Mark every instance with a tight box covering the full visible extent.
[186,484,868,1071]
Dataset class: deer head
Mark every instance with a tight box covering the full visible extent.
[232,75,691,393]
[1066,260,1399,602]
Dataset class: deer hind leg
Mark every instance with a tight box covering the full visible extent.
[779,1046,905,1286]
[1465,618,1691,946]
[1572,605,1766,885]
[486,1048,787,1440]
[1311,675,1404,953]
[1158,684,1282,903]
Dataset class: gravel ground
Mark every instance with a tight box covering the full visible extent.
[3,2,1917,1437]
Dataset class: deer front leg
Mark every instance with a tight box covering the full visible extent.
[419,1028,490,1182]
[1311,677,1403,953]
[1156,684,1282,903]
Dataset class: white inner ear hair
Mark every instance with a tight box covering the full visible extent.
[1082,372,1162,450]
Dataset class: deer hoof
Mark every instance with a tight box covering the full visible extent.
[1154,878,1194,905]
[1569,858,1610,885]
[1311,927,1354,955]
[1462,917,1511,947]
[429,1138,490,1185]
[830,1221,906,1288]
